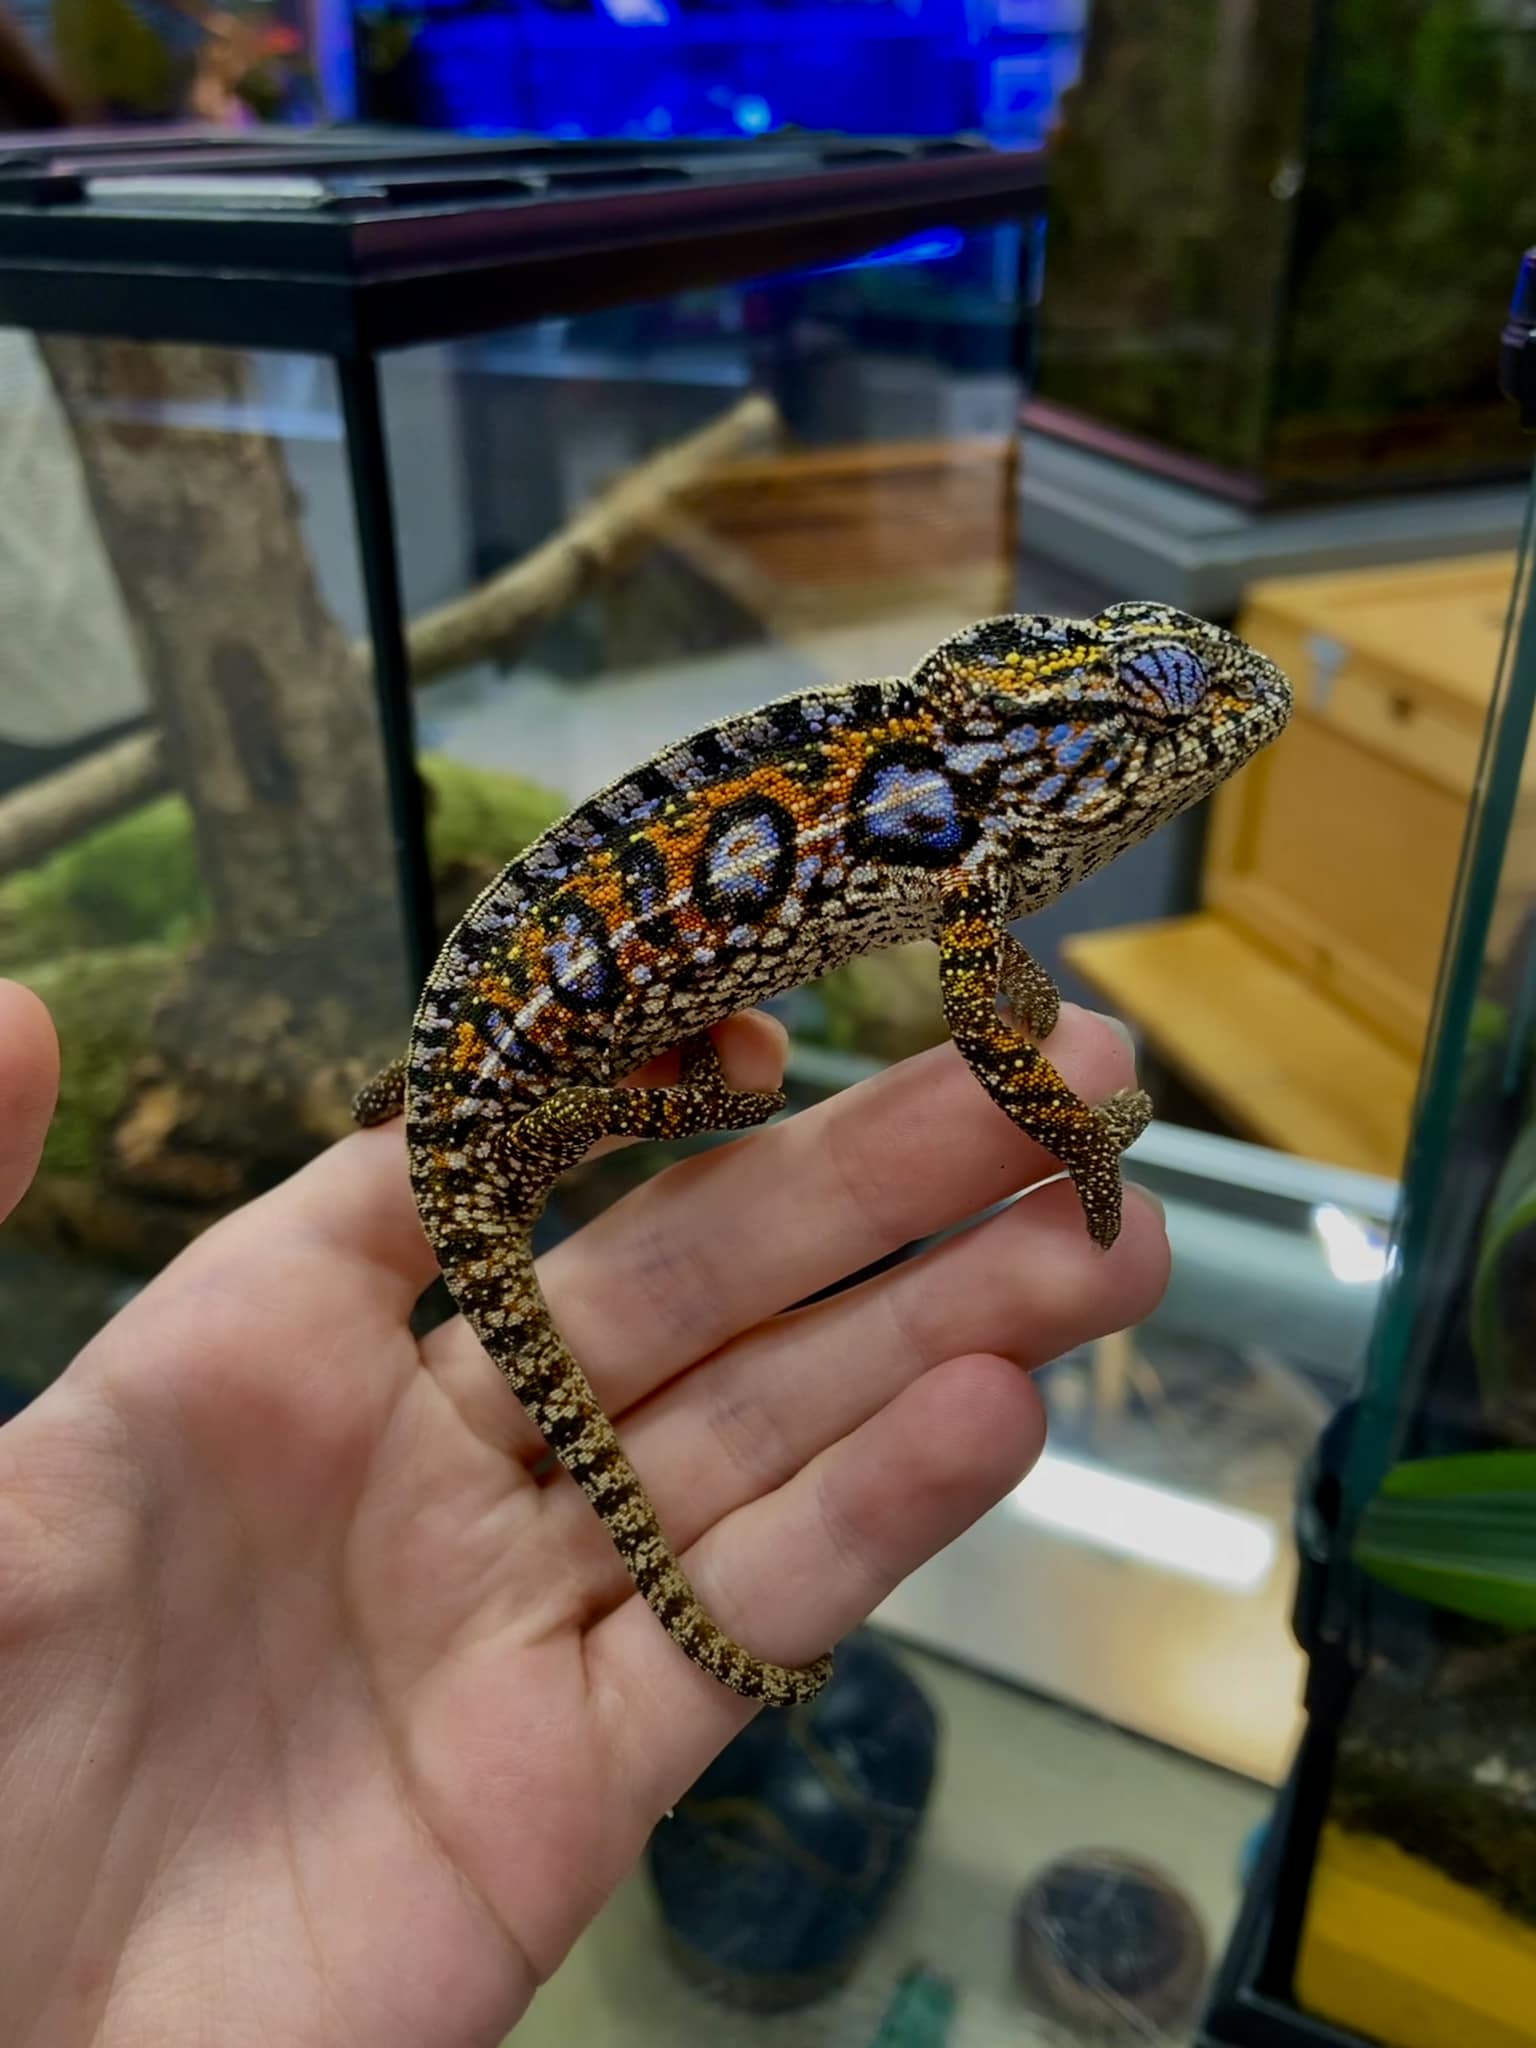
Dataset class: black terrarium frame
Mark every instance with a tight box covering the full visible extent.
[0,128,1047,996]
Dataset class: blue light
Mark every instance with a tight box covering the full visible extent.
[793,225,967,277]
[368,0,1085,152]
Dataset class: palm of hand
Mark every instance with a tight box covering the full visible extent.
[0,994,1164,2048]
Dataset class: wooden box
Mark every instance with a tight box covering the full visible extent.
[1062,550,1524,1179]
[1216,551,1526,1060]
[675,436,1018,631]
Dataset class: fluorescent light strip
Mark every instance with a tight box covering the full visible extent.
[1008,1449,1279,1592]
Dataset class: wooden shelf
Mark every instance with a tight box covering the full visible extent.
[1062,913,1417,1181]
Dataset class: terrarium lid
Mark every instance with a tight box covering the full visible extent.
[0,128,1046,357]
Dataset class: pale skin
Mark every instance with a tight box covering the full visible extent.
[0,976,1169,2048]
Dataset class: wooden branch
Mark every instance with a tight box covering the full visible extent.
[0,391,781,879]
[402,391,781,683]
[0,729,167,874]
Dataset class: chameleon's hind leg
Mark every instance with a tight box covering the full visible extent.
[487,1039,828,1706]
[353,1055,408,1127]
[939,880,1150,1249]
[507,1031,785,1171]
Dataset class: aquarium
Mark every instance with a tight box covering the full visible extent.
[0,127,1045,1401]
[1035,0,1536,503]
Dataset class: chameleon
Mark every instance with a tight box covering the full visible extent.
[353,601,1292,1707]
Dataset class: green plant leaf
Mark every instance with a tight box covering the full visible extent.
[1355,1452,1536,1628]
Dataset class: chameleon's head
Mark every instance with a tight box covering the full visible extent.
[922,599,1292,865]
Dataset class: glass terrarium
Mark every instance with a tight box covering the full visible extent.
[0,128,1044,1404]
[1200,255,1536,2048]
[1034,0,1536,504]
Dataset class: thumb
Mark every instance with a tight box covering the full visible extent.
[0,980,59,1224]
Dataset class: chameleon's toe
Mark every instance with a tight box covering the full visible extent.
[1096,1085,1154,1152]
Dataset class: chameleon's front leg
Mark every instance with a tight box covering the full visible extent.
[937,872,1150,1249]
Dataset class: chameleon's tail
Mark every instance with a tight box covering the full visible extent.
[420,1146,834,1709]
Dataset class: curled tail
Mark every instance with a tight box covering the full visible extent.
[362,1047,833,1708]
[470,1213,831,1707]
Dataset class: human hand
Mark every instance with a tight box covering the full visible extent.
[0,978,1167,2046]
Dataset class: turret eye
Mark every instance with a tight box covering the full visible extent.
[1121,644,1208,715]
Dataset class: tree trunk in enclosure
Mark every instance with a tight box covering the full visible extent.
[40,336,410,1215]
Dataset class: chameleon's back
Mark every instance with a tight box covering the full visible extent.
[403,668,955,1129]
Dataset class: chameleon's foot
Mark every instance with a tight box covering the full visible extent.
[1096,1084,1154,1152]
[1069,1087,1155,1250]
[353,1054,408,1127]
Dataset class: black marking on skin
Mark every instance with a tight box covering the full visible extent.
[763,699,818,753]
[689,730,735,778]
[616,834,676,939]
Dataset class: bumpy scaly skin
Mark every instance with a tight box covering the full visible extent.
[354,600,1292,1706]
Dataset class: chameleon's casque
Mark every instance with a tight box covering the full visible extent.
[355,601,1292,1705]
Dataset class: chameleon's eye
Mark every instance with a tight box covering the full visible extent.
[1120,643,1208,716]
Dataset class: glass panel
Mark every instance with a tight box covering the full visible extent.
[1287,461,1536,2048]
[0,335,416,1410]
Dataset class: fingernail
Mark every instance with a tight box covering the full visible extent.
[1091,1009,1137,1058]
[1127,1181,1165,1223]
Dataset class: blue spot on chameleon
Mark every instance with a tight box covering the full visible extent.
[705,811,785,902]
[1035,774,1066,801]
[482,1007,522,1055]
[544,903,613,1009]
[861,761,963,854]
[696,796,796,923]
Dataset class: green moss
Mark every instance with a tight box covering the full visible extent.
[1038,0,1536,486]
[0,752,566,980]
[421,752,565,874]
[0,795,209,975]
[0,752,567,1179]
